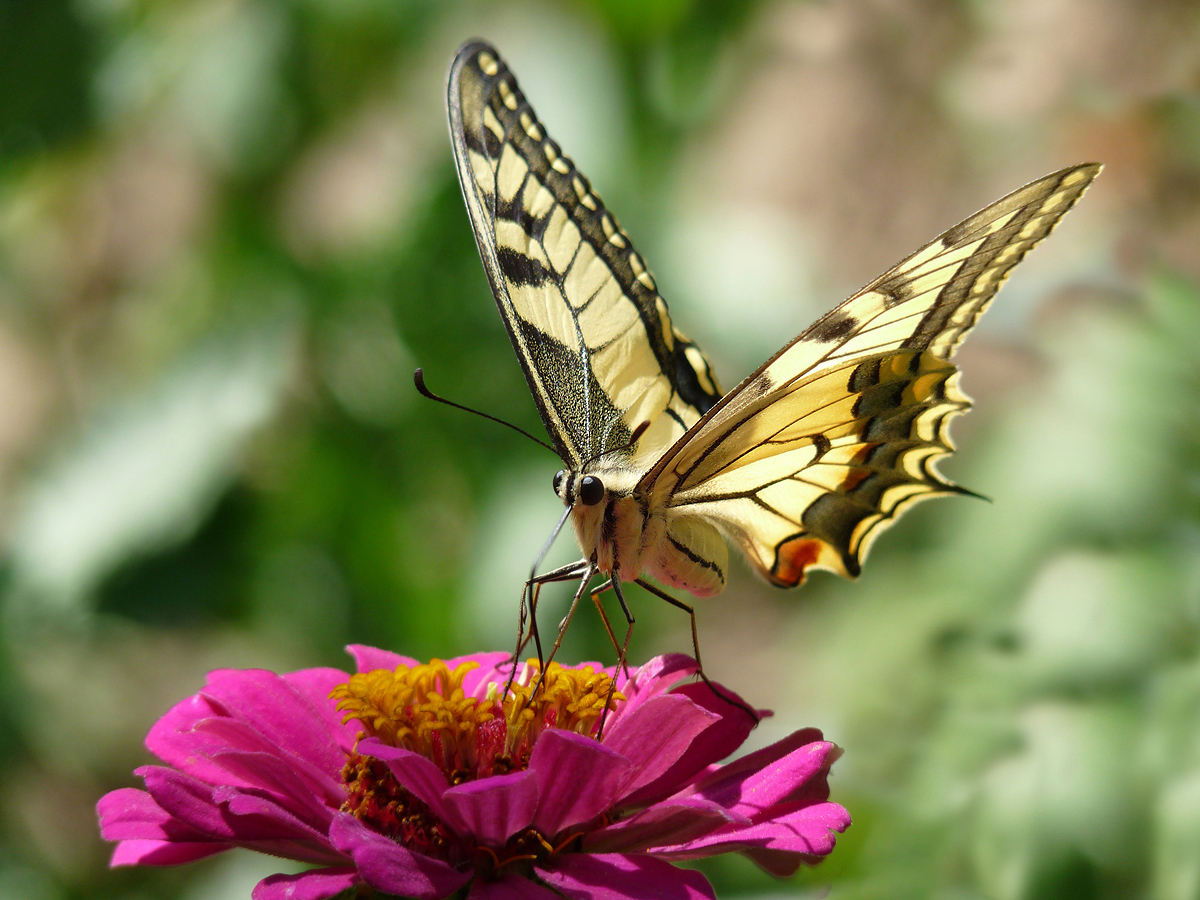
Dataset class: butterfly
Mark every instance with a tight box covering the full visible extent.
[445,39,1099,672]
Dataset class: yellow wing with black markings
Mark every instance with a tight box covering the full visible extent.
[448,40,722,469]
[639,164,1101,587]
[448,39,1099,596]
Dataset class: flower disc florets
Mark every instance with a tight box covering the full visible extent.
[330,659,622,781]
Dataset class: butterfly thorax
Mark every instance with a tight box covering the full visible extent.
[555,464,728,598]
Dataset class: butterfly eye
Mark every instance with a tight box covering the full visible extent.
[579,475,605,506]
[552,470,566,495]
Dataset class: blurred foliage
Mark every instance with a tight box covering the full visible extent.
[0,0,1198,898]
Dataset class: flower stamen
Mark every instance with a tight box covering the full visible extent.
[330,659,623,782]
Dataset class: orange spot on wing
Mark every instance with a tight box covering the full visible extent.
[771,537,823,587]
[909,372,944,402]
[841,467,871,491]
[850,443,878,464]
[887,354,913,379]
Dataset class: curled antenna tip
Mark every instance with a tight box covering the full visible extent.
[414,368,432,396]
[413,366,557,455]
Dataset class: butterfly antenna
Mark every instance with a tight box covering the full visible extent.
[414,369,556,453]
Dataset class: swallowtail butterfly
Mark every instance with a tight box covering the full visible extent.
[446,39,1098,662]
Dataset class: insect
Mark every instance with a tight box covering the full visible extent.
[443,39,1099,683]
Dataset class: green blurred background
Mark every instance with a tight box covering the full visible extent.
[1,0,1198,897]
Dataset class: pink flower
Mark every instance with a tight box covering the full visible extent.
[98,648,849,900]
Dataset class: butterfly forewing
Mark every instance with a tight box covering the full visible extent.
[448,41,722,468]
[641,163,1100,586]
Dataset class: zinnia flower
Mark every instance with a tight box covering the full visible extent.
[98,648,849,899]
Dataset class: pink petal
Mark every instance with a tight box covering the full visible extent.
[739,846,815,877]
[283,667,360,754]
[652,799,851,859]
[619,682,760,808]
[528,730,632,836]
[329,813,471,900]
[464,656,519,701]
[537,852,715,900]
[139,774,343,867]
[608,655,698,722]
[252,867,360,900]
[443,769,538,846]
[145,693,241,784]
[601,694,719,798]
[110,839,227,867]
[194,718,345,807]
[355,739,454,823]
[681,733,837,818]
[139,766,236,840]
[217,787,338,851]
[201,670,346,778]
[582,797,742,853]
[97,788,209,842]
[467,872,561,900]
[207,749,337,831]
[346,645,418,673]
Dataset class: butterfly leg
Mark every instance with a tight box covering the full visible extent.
[506,559,591,701]
[586,579,623,664]
[605,580,637,682]
[590,579,638,736]
[526,561,599,700]
[516,559,592,662]
[635,578,760,726]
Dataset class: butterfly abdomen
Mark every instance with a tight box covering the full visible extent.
[649,516,728,597]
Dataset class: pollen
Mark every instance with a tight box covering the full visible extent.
[342,751,454,861]
[504,661,624,756]
[330,659,624,782]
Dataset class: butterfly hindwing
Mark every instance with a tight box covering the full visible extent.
[448,41,721,469]
[651,349,966,585]
[642,163,1100,586]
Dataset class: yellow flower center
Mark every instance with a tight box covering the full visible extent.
[329,659,623,782]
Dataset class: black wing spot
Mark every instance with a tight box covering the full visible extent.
[848,358,881,393]
[811,433,832,456]
[802,494,869,556]
[865,405,922,442]
[482,127,502,159]
[876,280,910,307]
[742,373,774,402]
[528,206,554,242]
[672,344,721,413]
[497,247,550,287]
[853,379,907,419]
[811,314,857,342]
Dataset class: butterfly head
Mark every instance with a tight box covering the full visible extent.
[553,470,606,508]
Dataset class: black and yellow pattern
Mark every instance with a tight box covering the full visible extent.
[649,350,969,586]
[640,165,1100,585]
[449,39,1099,593]
[448,41,721,469]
